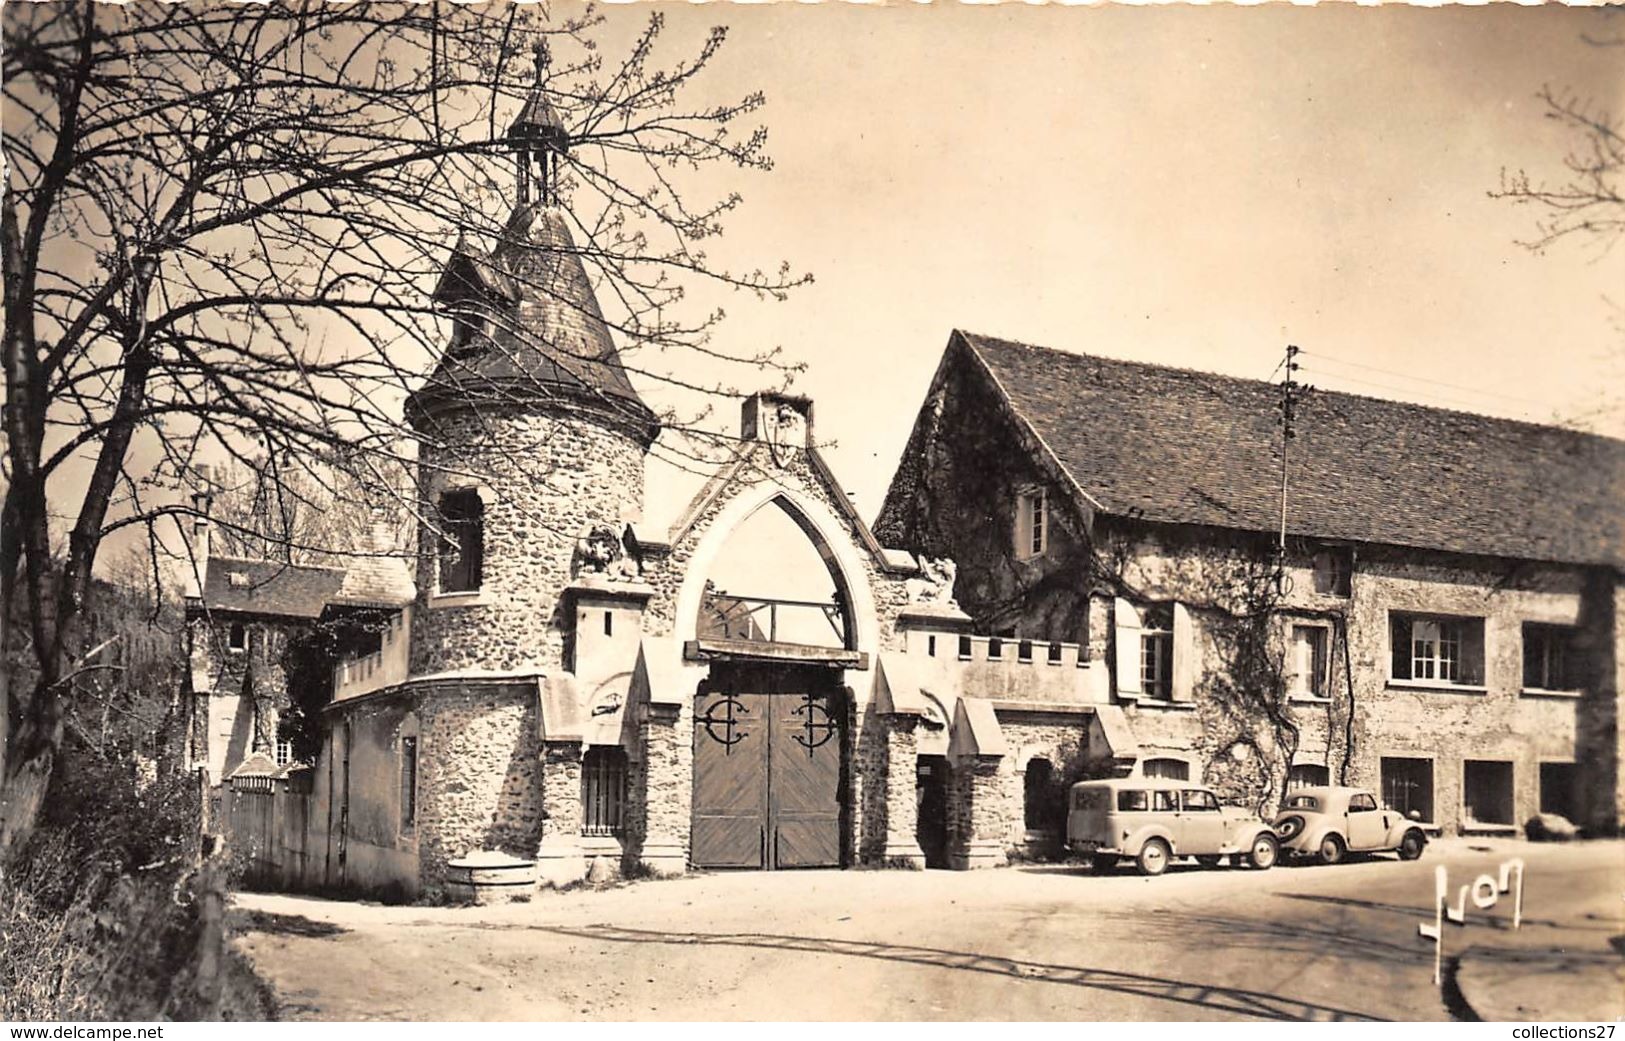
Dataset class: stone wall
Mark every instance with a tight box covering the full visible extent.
[996,714,1097,855]
[627,697,692,875]
[322,681,545,891]
[874,349,1094,644]
[186,613,302,782]
[946,759,1008,869]
[1096,524,1609,833]
[409,407,647,675]
[418,681,545,884]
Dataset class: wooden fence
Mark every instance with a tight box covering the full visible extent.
[222,770,318,892]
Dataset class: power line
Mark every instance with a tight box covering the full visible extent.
[1298,350,1533,407]
[1296,364,1537,418]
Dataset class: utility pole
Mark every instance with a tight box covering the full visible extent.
[1276,344,1301,592]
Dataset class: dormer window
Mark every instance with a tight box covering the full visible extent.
[228,571,249,588]
[448,308,489,359]
[437,489,485,594]
[1014,487,1047,560]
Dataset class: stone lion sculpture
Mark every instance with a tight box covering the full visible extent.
[574,522,639,581]
[907,556,958,608]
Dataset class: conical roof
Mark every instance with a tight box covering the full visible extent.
[409,204,657,442]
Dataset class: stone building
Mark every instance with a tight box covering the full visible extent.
[875,330,1625,838]
[182,499,415,786]
[275,64,1143,901]
[222,68,1620,902]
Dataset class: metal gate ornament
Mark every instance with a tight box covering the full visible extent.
[698,694,751,754]
[792,694,837,755]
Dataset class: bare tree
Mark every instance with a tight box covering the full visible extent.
[1,2,807,862]
[1492,84,1623,257]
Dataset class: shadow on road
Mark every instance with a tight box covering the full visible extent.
[232,909,349,938]
[510,923,1382,1021]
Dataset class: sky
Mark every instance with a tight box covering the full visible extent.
[35,2,1623,589]
[602,3,1624,534]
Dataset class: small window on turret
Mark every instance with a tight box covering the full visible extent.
[448,312,488,359]
[438,489,484,594]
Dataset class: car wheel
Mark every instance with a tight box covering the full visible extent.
[1318,833,1346,866]
[1090,854,1118,874]
[1247,833,1279,870]
[1398,830,1426,861]
[1137,839,1171,877]
[1195,855,1223,868]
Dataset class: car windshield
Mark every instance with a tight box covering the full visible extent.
[1283,794,1320,811]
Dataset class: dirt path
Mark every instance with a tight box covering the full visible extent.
[234,838,1625,1021]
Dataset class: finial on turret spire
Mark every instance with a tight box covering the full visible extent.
[509,37,568,208]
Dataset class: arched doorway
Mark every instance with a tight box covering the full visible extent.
[686,494,863,870]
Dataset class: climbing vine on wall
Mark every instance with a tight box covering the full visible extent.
[1089,526,1353,817]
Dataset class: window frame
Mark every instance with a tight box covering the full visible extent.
[227,622,248,653]
[1140,628,1172,700]
[1311,547,1353,597]
[1380,755,1435,821]
[1287,763,1329,790]
[1288,623,1331,700]
[435,488,486,596]
[582,746,629,838]
[1013,486,1047,561]
[400,734,419,831]
[1141,757,1190,782]
[1522,622,1580,693]
[1389,611,1486,689]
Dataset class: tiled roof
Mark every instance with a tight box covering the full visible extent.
[197,557,346,619]
[960,331,1625,569]
[411,205,655,434]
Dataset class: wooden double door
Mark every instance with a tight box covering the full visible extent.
[692,666,844,870]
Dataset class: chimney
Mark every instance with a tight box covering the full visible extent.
[184,465,214,600]
[361,505,386,554]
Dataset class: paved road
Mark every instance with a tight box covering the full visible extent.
[234,837,1623,1021]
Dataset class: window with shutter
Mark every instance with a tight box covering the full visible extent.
[1114,597,1143,699]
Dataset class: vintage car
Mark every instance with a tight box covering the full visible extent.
[1272,785,1429,864]
[1066,778,1280,876]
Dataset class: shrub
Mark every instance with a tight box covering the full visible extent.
[0,740,272,1020]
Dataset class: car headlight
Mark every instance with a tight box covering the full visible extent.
[1276,815,1305,840]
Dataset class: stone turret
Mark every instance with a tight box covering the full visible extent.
[404,44,657,676]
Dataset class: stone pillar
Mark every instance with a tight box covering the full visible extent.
[948,757,1010,870]
[881,716,925,867]
[537,742,586,886]
[635,699,692,877]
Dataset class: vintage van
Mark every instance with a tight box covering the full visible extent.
[1066,778,1280,876]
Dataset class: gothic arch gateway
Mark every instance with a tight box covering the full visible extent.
[667,466,881,870]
